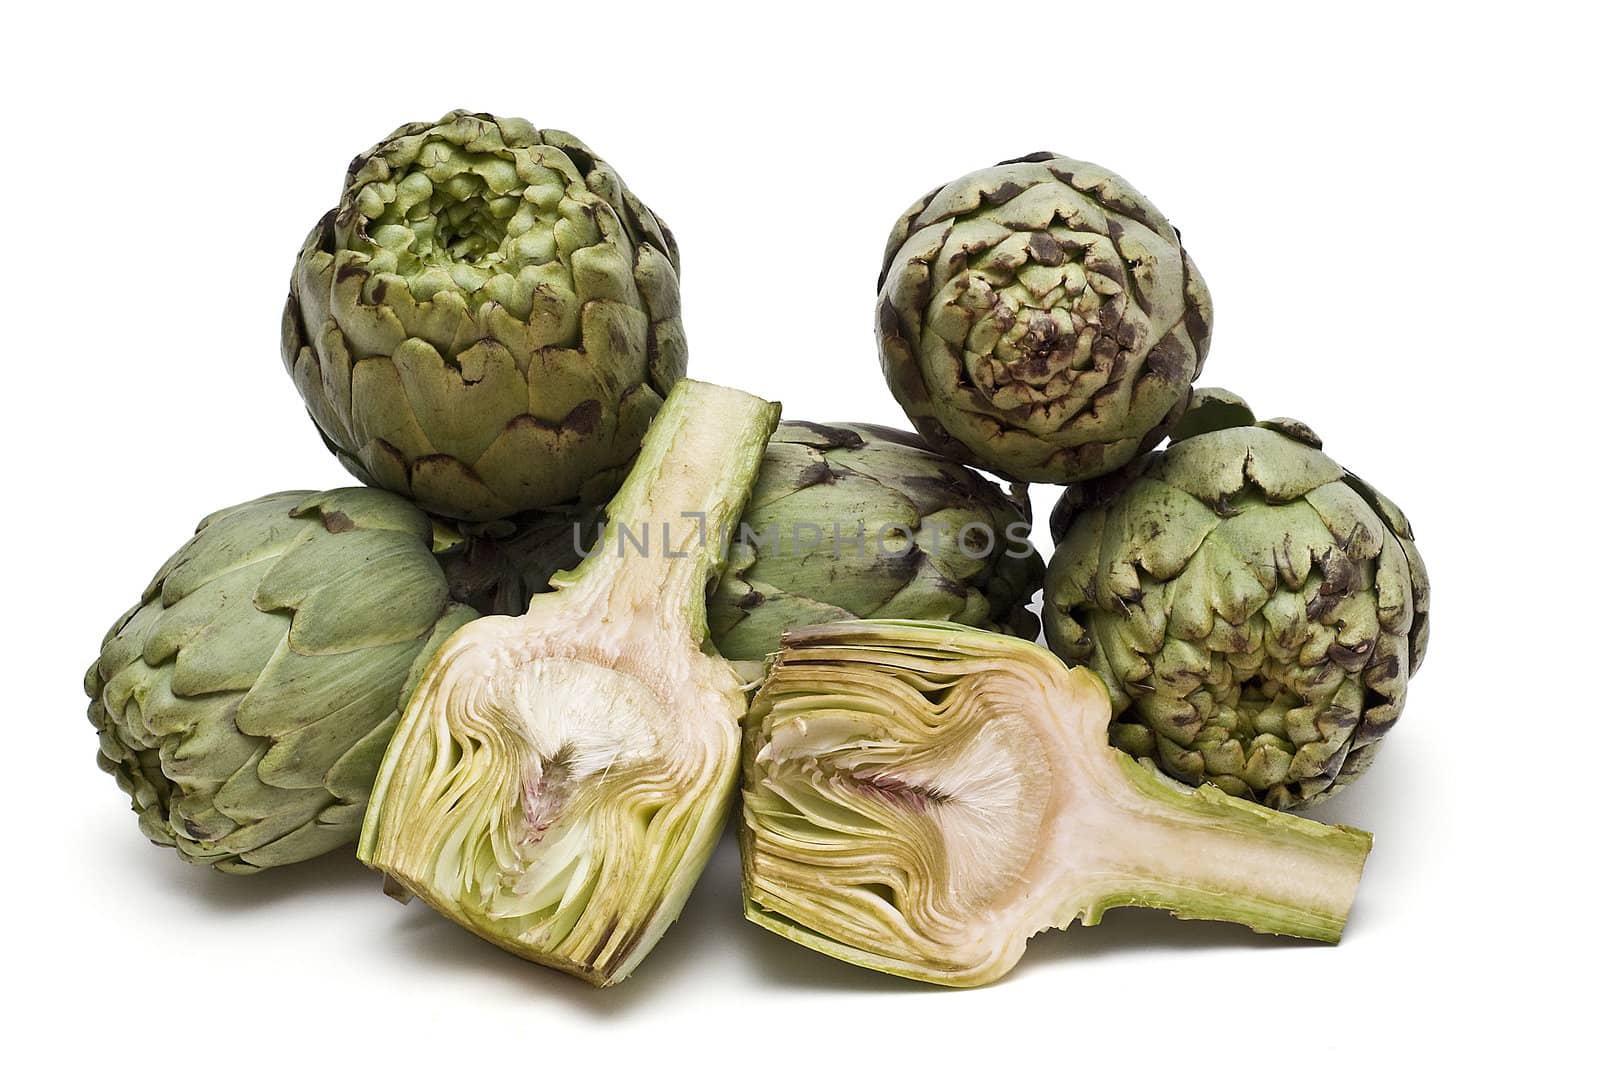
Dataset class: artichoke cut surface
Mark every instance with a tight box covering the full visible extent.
[741,620,1372,987]
[360,380,779,985]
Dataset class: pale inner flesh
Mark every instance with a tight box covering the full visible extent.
[748,675,1056,971]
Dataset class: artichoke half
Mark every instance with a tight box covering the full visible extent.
[86,489,477,873]
[284,111,685,522]
[741,620,1372,987]
[876,153,1212,484]
[1044,390,1430,809]
[359,380,780,985]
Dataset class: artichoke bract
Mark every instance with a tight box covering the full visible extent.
[876,153,1212,484]
[711,422,1042,658]
[284,111,685,522]
[360,380,780,986]
[741,620,1372,988]
[1044,390,1430,809]
[86,489,477,873]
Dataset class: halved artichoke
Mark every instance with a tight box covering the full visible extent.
[741,620,1372,987]
[359,380,779,985]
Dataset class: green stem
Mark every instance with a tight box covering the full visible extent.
[557,380,780,641]
[1075,756,1373,942]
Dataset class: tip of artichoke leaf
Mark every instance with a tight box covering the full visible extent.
[993,150,1062,167]
[1169,387,1256,443]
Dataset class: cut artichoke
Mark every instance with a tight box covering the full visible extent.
[359,380,779,985]
[741,620,1372,987]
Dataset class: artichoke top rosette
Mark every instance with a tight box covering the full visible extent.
[285,111,685,522]
[1044,389,1430,809]
[876,153,1212,484]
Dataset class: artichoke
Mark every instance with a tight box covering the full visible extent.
[360,381,780,986]
[284,111,685,522]
[1043,390,1430,809]
[86,489,477,873]
[876,153,1212,484]
[429,422,1045,658]
[741,620,1372,987]
[711,422,1042,658]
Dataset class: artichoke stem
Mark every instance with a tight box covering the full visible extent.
[1070,757,1372,943]
[554,385,777,644]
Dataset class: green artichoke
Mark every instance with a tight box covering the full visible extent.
[709,422,1043,659]
[86,489,477,872]
[876,153,1212,484]
[432,423,1045,658]
[1043,390,1429,809]
[283,111,685,522]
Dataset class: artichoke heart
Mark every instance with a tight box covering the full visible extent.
[741,620,1372,987]
[360,380,780,985]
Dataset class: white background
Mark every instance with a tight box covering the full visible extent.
[6,2,1592,1065]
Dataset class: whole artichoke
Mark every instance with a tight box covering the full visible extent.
[284,111,685,522]
[1043,390,1429,809]
[876,153,1212,484]
[86,489,477,872]
[709,422,1043,659]
[434,423,1044,658]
